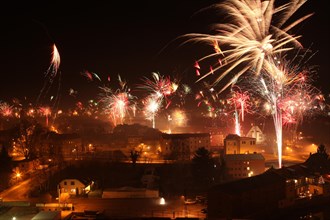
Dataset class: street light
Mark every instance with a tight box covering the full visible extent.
[15,172,21,183]
[159,197,165,205]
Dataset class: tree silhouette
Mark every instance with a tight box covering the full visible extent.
[0,147,13,190]
[11,119,46,159]
[191,147,214,189]
[130,150,140,165]
[317,144,328,159]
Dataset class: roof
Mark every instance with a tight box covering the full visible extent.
[224,153,265,161]
[304,152,330,174]
[59,178,89,186]
[224,134,255,141]
[162,133,210,139]
[270,164,313,179]
[32,211,61,220]
[210,171,285,195]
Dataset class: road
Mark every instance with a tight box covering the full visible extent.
[0,166,60,202]
[0,178,33,201]
[67,197,207,219]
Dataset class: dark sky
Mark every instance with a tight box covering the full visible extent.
[0,0,329,109]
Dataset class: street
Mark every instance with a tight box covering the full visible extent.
[67,197,207,219]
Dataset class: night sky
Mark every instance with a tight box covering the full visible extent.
[0,0,329,109]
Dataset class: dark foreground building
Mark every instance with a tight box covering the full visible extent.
[207,149,330,219]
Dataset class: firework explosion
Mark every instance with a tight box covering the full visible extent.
[0,102,13,117]
[184,0,318,169]
[98,75,136,126]
[143,95,162,129]
[185,0,312,92]
[138,72,178,109]
[244,56,323,168]
[227,86,252,135]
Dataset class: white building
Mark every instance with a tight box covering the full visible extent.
[246,125,265,145]
[58,179,90,196]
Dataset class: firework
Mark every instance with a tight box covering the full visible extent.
[171,109,187,128]
[39,106,51,127]
[138,72,177,109]
[185,0,312,92]
[36,44,62,110]
[0,102,13,117]
[227,86,251,135]
[246,56,323,168]
[99,75,136,126]
[143,95,161,129]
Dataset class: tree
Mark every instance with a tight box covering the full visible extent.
[317,144,328,159]
[130,150,140,165]
[191,147,215,189]
[0,147,13,190]
[11,119,46,159]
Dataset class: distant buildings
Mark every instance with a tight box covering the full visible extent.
[161,133,210,160]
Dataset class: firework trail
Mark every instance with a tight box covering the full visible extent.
[81,70,102,82]
[36,44,62,121]
[184,0,312,92]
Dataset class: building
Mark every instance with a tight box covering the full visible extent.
[224,153,265,180]
[102,186,159,199]
[246,125,265,145]
[161,133,211,160]
[207,150,330,219]
[31,211,61,220]
[39,132,83,161]
[224,134,257,154]
[208,171,286,219]
[58,179,90,196]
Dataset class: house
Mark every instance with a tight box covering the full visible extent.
[224,153,265,180]
[58,179,90,196]
[246,125,265,145]
[224,134,257,154]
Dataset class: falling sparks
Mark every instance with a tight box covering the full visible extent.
[184,0,312,92]
[98,75,136,126]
